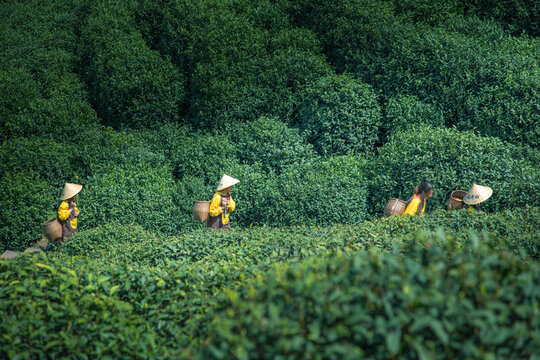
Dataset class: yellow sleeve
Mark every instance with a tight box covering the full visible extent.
[209,193,223,217]
[403,197,420,216]
[58,201,71,221]
[227,197,235,213]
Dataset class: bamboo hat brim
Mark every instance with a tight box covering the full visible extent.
[463,184,492,205]
[216,174,240,191]
[61,183,83,200]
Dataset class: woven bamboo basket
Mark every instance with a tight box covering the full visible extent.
[447,190,466,210]
[42,218,62,242]
[383,198,407,217]
[193,201,210,221]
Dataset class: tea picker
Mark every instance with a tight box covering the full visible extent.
[193,174,240,230]
[42,183,83,250]
[463,184,492,213]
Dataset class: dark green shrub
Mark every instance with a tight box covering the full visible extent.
[389,0,462,25]
[0,254,168,359]
[158,125,241,183]
[147,0,331,128]
[195,236,540,359]
[229,116,315,172]
[462,0,539,36]
[80,160,182,235]
[287,2,540,148]
[0,171,56,252]
[233,156,369,226]
[367,126,540,216]
[298,74,382,156]
[0,137,76,188]
[0,67,41,139]
[79,0,186,129]
[383,94,444,138]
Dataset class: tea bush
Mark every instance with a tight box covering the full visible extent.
[78,0,186,129]
[462,0,539,36]
[0,172,56,253]
[142,0,331,128]
[287,1,540,148]
[81,159,182,235]
[195,236,540,359]
[58,206,540,268]
[0,254,168,359]
[383,94,444,138]
[367,126,540,216]
[231,156,368,226]
[155,125,241,184]
[0,137,75,188]
[228,116,315,173]
[297,74,382,156]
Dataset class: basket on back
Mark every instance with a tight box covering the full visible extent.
[42,218,62,242]
[193,200,211,221]
[447,190,466,210]
[383,198,407,217]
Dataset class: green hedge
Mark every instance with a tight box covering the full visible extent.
[141,0,331,128]
[57,207,540,268]
[0,254,168,359]
[287,1,540,148]
[230,156,368,226]
[81,160,181,235]
[0,171,57,253]
[79,0,186,129]
[195,236,540,359]
[297,74,382,156]
[229,116,315,173]
[367,126,540,216]
[383,94,444,139]
[2,207,538,356]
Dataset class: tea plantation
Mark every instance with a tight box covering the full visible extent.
[1,0,539,358]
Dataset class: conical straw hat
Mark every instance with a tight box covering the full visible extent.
[61,183,83,200]
[463,184,492,205]
[216,174,240,191]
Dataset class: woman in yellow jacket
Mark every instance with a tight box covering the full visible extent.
[207,174,239,230]
[57,183,82,239]
[403,181,433,217]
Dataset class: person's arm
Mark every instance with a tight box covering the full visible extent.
[403,198,419,216]
[209,193,223,217]
[58,201,71,221]
[417,201,425,216]
[227,197,235,212]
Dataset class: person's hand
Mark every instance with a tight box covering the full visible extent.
[221,198,229,206]
[75,210,80,216]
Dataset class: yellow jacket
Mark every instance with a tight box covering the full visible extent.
[209,191,236,225]
[58,200,79,230]
[403,195,425,216]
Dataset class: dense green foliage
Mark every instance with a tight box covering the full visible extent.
[287,0,540,148]
[0,0,538,358]
[79,0,186,130]
[368,126,540,216]
[1,209,539,358]
[298,74,382,156]
[197,241,539,359]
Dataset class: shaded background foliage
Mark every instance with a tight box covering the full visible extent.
[0,0,538,252]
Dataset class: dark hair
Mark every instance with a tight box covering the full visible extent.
[415,181,433,195]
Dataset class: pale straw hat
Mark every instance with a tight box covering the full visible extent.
[463,184,492,205]
[61,183,83,200]
[216,174,240,191]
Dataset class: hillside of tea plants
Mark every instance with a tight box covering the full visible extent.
[1,0,539,358]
